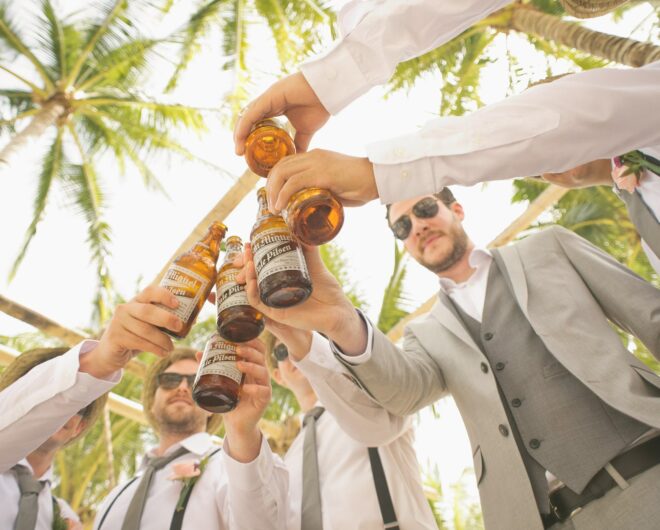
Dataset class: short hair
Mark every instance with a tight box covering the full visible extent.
[0,347,107,444]
[142,348,223,434]
[386,187,456,224]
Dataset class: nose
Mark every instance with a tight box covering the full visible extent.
[176,377,192,391]
[411,215,430,237]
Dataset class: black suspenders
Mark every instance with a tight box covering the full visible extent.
[368,447,400,530]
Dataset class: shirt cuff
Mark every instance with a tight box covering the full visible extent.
[222,435,276,492]
[300,42,373,115]
[294,332,346,372]
[329,309,373,365]
[372,158,439,204]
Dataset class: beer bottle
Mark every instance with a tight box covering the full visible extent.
[192,333,243,413]
[244,119,344,245]
[250,187,312,308]
[157,221,226,339]
[216,235,265,342]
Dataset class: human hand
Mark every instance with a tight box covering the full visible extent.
[266,149,378,213]
[221,339,272,462]
[80,286,182,379]
[541,159,612,189]
[234,72,330,155]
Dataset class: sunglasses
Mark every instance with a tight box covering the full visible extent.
[157,372,196,390]
[390,197,440,240]
[273,343,289,362]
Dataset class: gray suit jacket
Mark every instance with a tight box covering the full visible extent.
[343,226,660,530]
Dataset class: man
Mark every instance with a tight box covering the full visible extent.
[541,149,660,275]
[232,0,660,214]
[93,342,288,530]
[238,188,660,530]
[0,347,107,530]
[263,328,437,529]
[0,284,183,470]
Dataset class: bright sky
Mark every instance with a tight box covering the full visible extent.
[0,0,656,521]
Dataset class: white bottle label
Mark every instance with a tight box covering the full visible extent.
[195,335,242,386]
[159,264,209,322]
[251,227,308,281]
[216,269,249,314]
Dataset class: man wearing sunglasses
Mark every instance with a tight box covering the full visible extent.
[262,329,436,530]
[239,188,660,530]
[0,347,108,530]
[94,345,288,530]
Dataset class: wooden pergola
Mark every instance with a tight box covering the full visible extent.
[0,167,568,438]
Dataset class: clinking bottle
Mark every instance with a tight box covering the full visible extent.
[215,235,264,342]
[244,118,344,246]
[157,221,226,339]
[250,187,312,308]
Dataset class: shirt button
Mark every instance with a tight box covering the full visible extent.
[529,439,541,449]
[394,147,405,157]
[511,398,522,408]
[495,362,505,371]
[484,332,494,341]
[499,424,509,437]
[480,362,489,373]
[401,170,409,178]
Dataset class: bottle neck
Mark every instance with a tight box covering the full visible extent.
[222,242,243,264]
[196,229,223,262]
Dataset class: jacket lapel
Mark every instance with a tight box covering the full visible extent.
[491,246,530,318]
[432,293,482,352]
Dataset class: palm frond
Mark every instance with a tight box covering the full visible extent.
[319,244,367,309]
[9,129,63,281]
[377,240,411,334]
[35,0,67,80]
[0,1,55,90]
[166,0,225,92]
[0,88,36,134]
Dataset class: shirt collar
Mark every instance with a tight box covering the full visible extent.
[438,247,492,293]
[16,458,53,483]
[143,432,216,467]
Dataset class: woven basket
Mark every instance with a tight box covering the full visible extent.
[560,0,629,18]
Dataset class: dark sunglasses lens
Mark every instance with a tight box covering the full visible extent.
[413,198,439,218]
[158,373,194,389]
[274,343,289,362]
[391,215,412,240]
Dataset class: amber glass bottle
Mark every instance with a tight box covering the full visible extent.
[244,118,295,177]
[157,221,226,339]
[250,187,312,308]
[216,235,264,342]
[244,119,344,245]
[192,333,243,413]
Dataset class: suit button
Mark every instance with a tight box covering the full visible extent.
[484,332,494,341]
[511,398,522,408]
[495,362,505,371]
[529,439,541,449]
[480,362,489,373]
[499,424,509,437]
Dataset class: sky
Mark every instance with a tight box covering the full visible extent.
[0,0,657,520]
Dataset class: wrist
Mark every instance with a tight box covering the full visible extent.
[78,345,119,380]
[325,304,367,356]
[224,424,262,463]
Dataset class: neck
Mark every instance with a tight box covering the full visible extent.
[291,386,318,413]
[26,448,56,479]
[437,241,476,283]
[155,430,201,456]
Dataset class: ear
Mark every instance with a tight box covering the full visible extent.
[450,201,465,221]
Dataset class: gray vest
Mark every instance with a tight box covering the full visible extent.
[443,255,650,509]
[619,189,660,260]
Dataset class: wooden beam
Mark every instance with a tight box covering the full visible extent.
[386,184,567,342]
[152,170,261,285]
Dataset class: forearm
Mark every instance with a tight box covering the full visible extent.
[223,425,263,463]
[302,0,509,114]
[369,62,660,203]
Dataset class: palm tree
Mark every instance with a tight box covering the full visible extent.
[0,0,210,322]
[164,0,336,120]
[389,0,658,116]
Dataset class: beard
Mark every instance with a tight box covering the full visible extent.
[418,221,469,274]
[152,401,207,435]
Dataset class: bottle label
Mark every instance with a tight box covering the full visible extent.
[195,337,242,385]
[159,264,208,322]
[216,270,249,313]
[252,227,308,281]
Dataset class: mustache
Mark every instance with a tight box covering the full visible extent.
[419,231,446,250]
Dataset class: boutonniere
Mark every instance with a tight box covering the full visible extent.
[169,454,212,512]
[613,150,660,192]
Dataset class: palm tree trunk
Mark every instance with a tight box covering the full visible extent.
[509,7,660,67]
[0,101,65,166]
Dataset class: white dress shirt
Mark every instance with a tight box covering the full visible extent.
[0,340,121,472]
[288,333,437,529]
[300,0,660,205]
[0,460,80,530]
[93,432,289,530]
